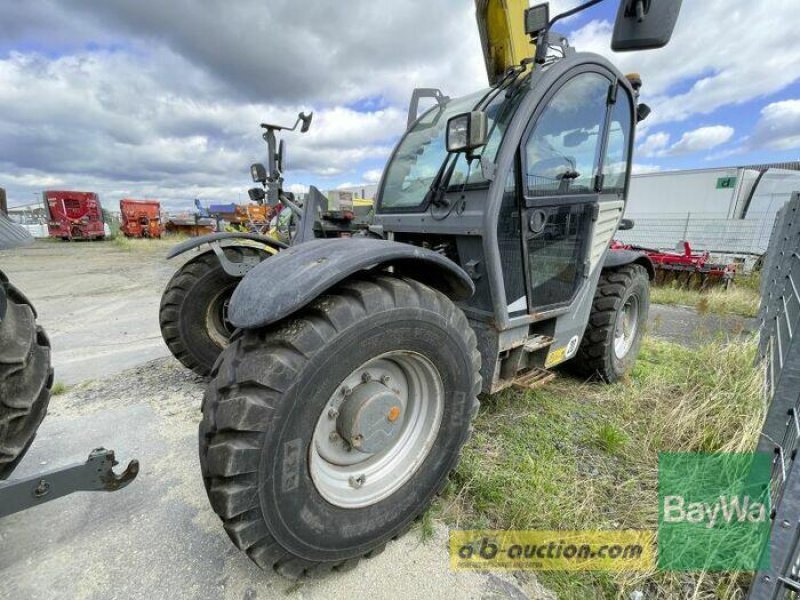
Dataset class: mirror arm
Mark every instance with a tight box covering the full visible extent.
[535,0,609,64]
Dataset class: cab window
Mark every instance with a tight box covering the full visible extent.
[524,73,610,197]
[602,88,633,194]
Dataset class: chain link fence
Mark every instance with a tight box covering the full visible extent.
[748,192,800,599]
[616,212,776,265]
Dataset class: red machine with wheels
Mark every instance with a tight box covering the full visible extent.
[611,240,736,289]
[120,199,163,238]
[44,191,105,241]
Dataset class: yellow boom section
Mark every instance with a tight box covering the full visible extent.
[475,0,536,85]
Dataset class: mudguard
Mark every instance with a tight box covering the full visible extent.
[0,213,33,251]
[228,237,475,329]
[604,249,655,280]
[165,232,287,260]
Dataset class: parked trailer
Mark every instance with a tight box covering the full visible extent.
[120,199,163,238]
[44,190,105,241]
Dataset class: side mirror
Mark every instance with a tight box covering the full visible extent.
[611,0,683,52]
[248,187,266,203]
[446,111,488,155]
[618,218,635,231]
[250,163,267,183]
[636,103,651,123]
[299,112,313,133]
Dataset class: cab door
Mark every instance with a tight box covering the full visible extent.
[518,69,621,314]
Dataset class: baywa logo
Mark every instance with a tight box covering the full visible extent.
[662,494,768,529]
[658,452,772,571]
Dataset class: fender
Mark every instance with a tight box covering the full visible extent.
[603,249,655,280]
[228,237,475,329]
[165,232,287,260]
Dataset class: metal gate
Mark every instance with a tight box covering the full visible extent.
[748,192,800,599]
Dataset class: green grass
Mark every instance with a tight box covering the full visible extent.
[443,336,765,599]
[51,382,68,395]
[650,283,761,318]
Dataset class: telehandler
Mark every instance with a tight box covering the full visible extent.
[161,0,682,578]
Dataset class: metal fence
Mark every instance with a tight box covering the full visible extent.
[748,192,800,599]
[616,212,776,260]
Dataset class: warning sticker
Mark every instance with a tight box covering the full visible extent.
[545,347,567,368]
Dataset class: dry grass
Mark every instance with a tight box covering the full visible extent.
[110,234,186,252]
[650,284,761,318]
[443,336,766,599]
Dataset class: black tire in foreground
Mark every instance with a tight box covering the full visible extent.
[0,271,53,479]
[199,274,481,578]
[572,264,650,383]
[159,246,268,376]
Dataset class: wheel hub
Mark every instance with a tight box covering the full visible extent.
[614,294,639,359]
[337,380,404,454]
[309,351,444,508]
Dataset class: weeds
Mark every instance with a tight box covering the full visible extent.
[650,285,760,318]
[445,336,765,599]
[51,382,68,395]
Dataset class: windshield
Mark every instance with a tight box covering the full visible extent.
[379,80,526,210]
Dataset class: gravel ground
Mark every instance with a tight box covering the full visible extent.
[648,303,758,347]
[0,239,185,384]
[0,358,553,600]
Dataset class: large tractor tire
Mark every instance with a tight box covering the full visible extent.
[572,264,649,383]
[199,275,481,578]
[0,271,53,479]
[159,246,268,376]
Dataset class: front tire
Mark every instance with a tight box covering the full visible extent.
[572,264,649,383]
[199,275,480,578]
[0,272,53,479]
[159,246,268,376]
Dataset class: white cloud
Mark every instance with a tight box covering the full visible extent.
[631,164,662,175]
[748,99,800,151]
[638,126,734,158]
[362,169,383,184]
[638,132,670,157]
[570,1,800,126]
[1,0,799,210]
[666,126,735,156]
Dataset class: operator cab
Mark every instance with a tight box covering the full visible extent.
[373,0,681,391]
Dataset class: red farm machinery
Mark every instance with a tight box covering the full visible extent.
[44,191,105,241]
[120,199,164,238]
[610,240,736,289]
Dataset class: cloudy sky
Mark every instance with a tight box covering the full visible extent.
[1,0,799,211]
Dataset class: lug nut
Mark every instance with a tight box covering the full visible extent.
[328,408,339,419]
[329,431,340,442]
[351,434,363,448]
[361,372,372,383]
[381,375,391,385]
[349,474,366,489]
[341,385,352,396]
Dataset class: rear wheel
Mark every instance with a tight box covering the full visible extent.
[199,275,480,578]
[0,272,53,479]
[159,246,268,376]
[572,264,649,383]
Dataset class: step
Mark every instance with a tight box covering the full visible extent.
[523,335,555,353]
[512,367,556,391]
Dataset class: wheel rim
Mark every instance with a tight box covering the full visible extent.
[205,287,235,347]
[614,294,639,359]
[309,351,444,509]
